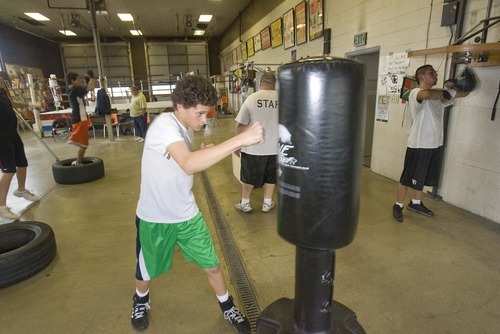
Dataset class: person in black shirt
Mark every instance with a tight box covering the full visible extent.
[0,78,42,220]
[65,72,95,166]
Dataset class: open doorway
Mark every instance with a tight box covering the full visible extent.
[346,47,380,167]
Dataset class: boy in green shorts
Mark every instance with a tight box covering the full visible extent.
[131,75,264,333]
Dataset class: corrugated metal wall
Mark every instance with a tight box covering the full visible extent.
[0,23,64,79]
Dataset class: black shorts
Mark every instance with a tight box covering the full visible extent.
[399,146,443,191]
[0,134,28,173]
[240,152,277,187]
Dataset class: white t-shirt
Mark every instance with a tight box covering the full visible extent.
[235,89,279,155]
[407,88,456,149]
[136,112,199,223]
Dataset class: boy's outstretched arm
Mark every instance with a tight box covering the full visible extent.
[169,122,264,175]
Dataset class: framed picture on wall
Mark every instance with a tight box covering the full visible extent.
[241,43,248,61]
[261,26,271,50]
[309,0,324,41]
[235,47,242,64]
[283,8,295,49]
[232,49,237,65]
[254,33,262,52]
[270,18,283,48]
[247,38,255,57]
[295,1,307,45]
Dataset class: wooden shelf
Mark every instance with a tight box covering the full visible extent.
[408,42,500,67]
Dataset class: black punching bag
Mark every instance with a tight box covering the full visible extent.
[278,56,366,250]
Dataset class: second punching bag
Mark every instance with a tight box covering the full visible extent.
[278,56,366,250]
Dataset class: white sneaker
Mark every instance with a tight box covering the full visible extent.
[0,206,20,220]
[235,201,252,213]
[13,189,40,202]
[135,137,142,142]
[262,201,276,212]
[137,138,145,143]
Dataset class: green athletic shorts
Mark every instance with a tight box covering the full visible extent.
[135,211,219,280]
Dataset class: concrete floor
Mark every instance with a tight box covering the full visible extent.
[1,118,499,334]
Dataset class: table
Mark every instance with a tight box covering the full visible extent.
[38,101,173,138]
[111,101,173,113]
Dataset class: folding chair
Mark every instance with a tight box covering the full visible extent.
[103,113,120,138]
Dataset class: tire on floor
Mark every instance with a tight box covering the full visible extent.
[0,222,57,288]
[52,157,105,184]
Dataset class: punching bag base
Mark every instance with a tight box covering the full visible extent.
[256,298,366,334]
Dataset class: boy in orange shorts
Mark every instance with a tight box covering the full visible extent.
[65,72,95,165]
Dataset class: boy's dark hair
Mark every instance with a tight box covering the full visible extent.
[172,75,217,109]
[65,72,79,86]
[414,65,433,84]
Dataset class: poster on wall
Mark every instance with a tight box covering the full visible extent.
[270,18,283,48]
[379,52,410,75]
[5,63,44,87]
[254,33,262,52]
[309,0,324,40]
[283,8,295,49]
[247,38,255,57]
[261,26,271,50]
[387,73,403,95]
[376,95,390,122]
[241,43,248,61]
[295,1,307,45]
[377,73,404,97]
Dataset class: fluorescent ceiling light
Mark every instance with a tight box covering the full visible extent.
[198,15,212,23]
[24,13,50,21]
[118,13,134,21]
[130,30,143,36]
[59,30,76,36]
[194,30,205,36]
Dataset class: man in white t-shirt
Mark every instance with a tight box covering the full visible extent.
[234,72,279,213]
[131,75,263,333]
[392,65,469,223]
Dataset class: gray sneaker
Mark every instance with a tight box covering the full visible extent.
[235,201,252,213]
[13,189,40,202]
[262,201,276,212]
[0,206,20,220]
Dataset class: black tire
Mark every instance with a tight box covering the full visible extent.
[0,222,57,288]
[52,157,105,184]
